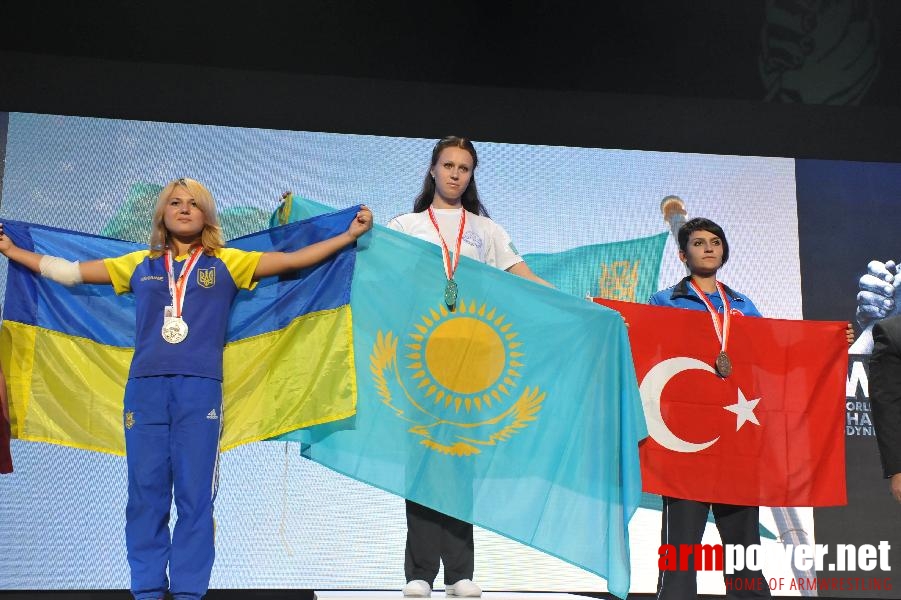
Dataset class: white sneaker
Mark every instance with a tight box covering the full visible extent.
[403,579,432,597]
[446,579,482,597]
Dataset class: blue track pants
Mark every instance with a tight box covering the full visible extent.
[123,375,223,600]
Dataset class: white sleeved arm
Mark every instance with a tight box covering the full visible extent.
[39,255,83,286]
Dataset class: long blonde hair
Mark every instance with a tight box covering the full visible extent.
[149,178,225,257]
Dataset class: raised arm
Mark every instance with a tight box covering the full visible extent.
[252,206,373,280]
[0,223,112,285]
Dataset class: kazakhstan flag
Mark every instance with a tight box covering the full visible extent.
[524,232,668,302]
[0,207,360,454]
[280,201,647,599]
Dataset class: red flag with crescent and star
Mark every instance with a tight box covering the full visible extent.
[595,298,847,507]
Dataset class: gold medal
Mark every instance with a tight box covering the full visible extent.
[428,207,466,309]
[444,279,458,307]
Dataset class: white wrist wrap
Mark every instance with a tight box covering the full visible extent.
[39,255,83,286]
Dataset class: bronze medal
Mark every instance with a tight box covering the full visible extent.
[715,350,732,378]
[688,280,735,379]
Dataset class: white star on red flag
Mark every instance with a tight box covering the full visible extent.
[723,388,761,431]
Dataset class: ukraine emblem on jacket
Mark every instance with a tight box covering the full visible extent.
[197,267,216,288]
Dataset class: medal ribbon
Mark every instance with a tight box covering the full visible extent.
[427,207,466,284]
[688,279,731,355]
[164,247,203,318]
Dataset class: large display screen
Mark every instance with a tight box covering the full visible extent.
[0,111,890,596]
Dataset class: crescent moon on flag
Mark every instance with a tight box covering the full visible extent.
[639,357,720,453]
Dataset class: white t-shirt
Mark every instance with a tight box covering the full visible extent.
[387,208,523,271]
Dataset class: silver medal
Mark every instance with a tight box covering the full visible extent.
[161,317,189,344]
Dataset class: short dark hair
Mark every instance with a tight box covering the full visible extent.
[412,136,490,216]
[677,217,730,265]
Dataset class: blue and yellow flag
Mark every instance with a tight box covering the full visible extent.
[278,202,647,598]
[0,207,359,454]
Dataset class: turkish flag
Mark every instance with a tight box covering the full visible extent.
[595,299,846,507]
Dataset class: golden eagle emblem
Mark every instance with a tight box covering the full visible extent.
[598,259,640,302]
[370,299,545,456]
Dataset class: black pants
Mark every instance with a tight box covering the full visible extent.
[405,500,474,586]
[657,497,771,599]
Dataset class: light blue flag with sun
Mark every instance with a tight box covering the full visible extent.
[278,199,647,599]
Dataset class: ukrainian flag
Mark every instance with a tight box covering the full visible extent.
[0,207,360,455]
[279,200,647,599]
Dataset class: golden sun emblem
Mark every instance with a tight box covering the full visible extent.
[371,298,545,456]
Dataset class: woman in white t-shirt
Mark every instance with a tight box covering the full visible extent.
[388,136,548,598]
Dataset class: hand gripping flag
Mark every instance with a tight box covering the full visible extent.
[0,207,360,455]
[277,198,648,599]
[595,298,847,507]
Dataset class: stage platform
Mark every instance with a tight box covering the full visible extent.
[0,592,870,599]
[315,593,594,600]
